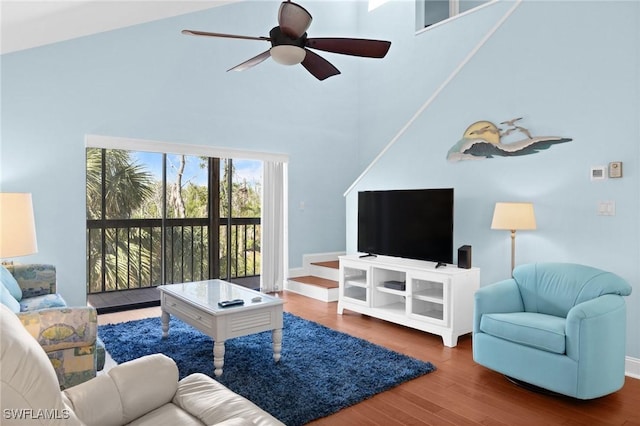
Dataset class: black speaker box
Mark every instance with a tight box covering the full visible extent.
[457,245,472,269]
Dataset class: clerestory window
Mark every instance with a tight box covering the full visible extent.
[416,0,492,31]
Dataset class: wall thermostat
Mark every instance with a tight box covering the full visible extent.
[590,166,606,181]
[609,161,623,178]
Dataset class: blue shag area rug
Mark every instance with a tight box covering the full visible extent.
[99,313,436,425]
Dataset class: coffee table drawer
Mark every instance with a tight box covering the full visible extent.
[163,294,213,330]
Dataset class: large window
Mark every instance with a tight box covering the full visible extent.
[416,0,491,30]
[86,148,262,294]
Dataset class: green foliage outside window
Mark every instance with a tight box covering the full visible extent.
[86,149,262,294]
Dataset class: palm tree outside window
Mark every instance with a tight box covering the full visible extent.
[86,148,262,302]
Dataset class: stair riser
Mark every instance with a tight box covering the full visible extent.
[308,264,339,281]
[302,251,345,265]
[285,280,339,302]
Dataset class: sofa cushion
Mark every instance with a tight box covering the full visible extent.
[127,403,204,426]
[63,374,124,426]
[108,354,179,424]
[20,293,67,312]
[480,312,566,354]
[173,373,285,426]
[1,283,20,313]
[1,265,22,301]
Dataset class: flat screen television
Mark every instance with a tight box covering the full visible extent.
[357,188,454,264]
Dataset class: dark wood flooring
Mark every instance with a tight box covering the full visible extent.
[98,291,640,425]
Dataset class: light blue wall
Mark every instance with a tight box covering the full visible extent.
[347,0,639,358]
[1,1,364,305]
[1,0,638,360]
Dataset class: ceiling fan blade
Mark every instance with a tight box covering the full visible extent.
[306,38,391,58]
[278,1,313,38]
[301,49,340,81]
[182,29,270,42]
[228,50,271,72]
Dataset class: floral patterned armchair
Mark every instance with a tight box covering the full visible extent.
[0,264,105,389]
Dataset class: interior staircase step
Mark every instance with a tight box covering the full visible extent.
[310,260,339,269]
[289,275,338,289]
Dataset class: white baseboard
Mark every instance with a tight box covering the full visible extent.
[301,251,345,265]
[288,267,305,279]
[626,356,640,379]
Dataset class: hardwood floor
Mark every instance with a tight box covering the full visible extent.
[98,291,640,426]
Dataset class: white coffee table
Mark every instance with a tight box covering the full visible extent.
[158,279,284,377]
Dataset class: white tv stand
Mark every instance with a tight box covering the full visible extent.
[337,254,480,347]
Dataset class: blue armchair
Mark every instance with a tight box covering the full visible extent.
[473,263,632,399]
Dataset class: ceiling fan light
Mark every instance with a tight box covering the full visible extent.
[270,45,306,65]
[278,2,312,37]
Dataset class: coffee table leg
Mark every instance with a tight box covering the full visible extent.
[161,311,170,338]
[272,328,282,363]
[213,340,225,377]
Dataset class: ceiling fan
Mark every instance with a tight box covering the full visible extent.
[182,0,391,81]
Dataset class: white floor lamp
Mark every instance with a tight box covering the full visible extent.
[491,202,536,275]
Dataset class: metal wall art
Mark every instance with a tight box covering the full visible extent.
[447,117,572,162]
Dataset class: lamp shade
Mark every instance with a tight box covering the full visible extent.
[0,193,38,258]
[491,202,536,231]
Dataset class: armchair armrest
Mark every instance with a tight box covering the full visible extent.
[63,354,179,426]
[474,279,524,333]
[565,294,628,397]
[6,264,56,297]
[565,294,627,362]
[17,307,97,352]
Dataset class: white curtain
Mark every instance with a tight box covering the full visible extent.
[260,161,288,293]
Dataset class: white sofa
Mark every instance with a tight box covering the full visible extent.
[1,304,284,426]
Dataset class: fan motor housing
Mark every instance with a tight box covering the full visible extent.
[269,26,307,48]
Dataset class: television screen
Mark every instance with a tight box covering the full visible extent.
[357,188,454,264]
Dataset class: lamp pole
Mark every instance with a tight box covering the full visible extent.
[510,229,516,276]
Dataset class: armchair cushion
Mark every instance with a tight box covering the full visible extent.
[480,312,566,354]
[513,263,632,317]
[1,265,22,300]
[1,281,21,313]
[19,292,67,311]
[5,263,57,298]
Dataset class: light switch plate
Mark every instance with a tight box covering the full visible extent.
[597,201,615,216]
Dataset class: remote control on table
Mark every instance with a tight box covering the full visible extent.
[218,299,245,308]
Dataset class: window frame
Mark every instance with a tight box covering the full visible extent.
[416,0,497,34]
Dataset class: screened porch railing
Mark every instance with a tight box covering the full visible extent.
[86,217,261,294]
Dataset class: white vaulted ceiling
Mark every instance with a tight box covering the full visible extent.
[1,0,240,54]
